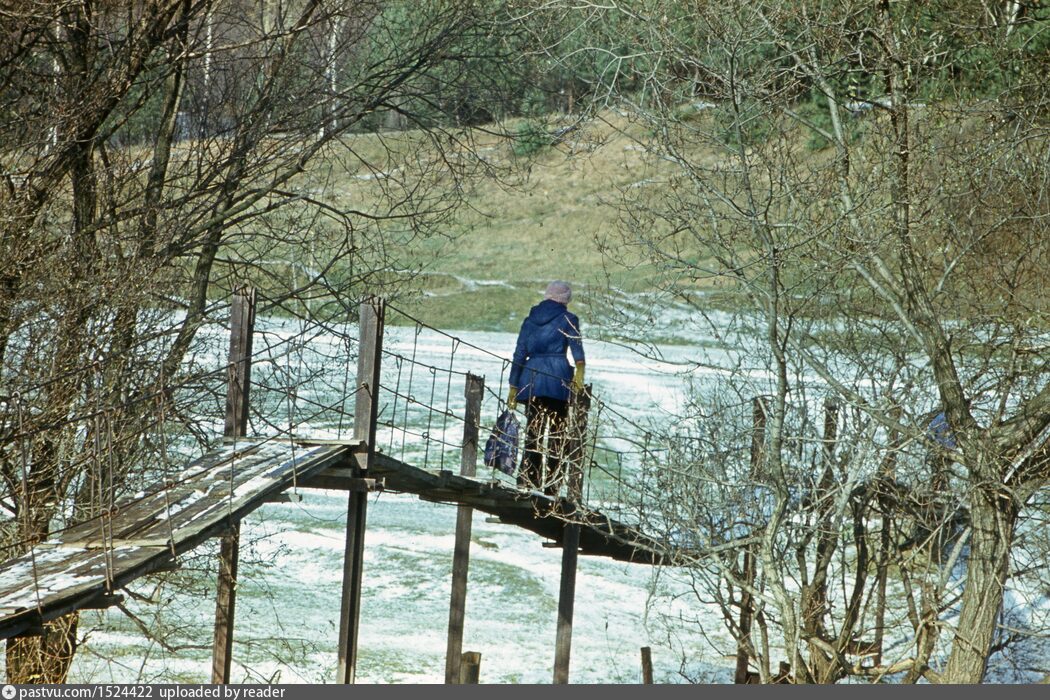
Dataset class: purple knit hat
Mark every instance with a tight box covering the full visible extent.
[544,280,572,304]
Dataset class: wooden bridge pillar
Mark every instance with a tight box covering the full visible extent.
[337,296,384,684]
[552,514,580,684]
[553,385,590,684]
[212,285,255,684]
[445,373,484,683]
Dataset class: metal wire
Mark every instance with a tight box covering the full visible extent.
[401,325,422,465]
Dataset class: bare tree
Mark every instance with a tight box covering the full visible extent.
[521,0,1049,683]
[0,0,515,682]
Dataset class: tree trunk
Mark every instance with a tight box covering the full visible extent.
[942,485,1016,683]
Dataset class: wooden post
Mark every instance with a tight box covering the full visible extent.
[459,651,481,684]
[641,646,654,684]
[212,523,240,684]
[565,385,592,501]
[445,373,484,684]
[552,385,590,684]
[337,296,384,684]
[749,396,767,479]
[822,399,839,470]
[733,546,756,684]
[734,396,766,684]
[223,287,255,440]
[553,516,580,684]
[212,286,255,684]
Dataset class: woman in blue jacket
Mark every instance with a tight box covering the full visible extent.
[507,281,585,495]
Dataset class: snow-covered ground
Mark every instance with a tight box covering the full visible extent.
[67,321,740,684]
[57,313,1050,683]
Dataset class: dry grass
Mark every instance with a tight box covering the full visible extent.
[301,113,702,330]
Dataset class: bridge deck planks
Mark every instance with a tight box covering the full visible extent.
[0,441,350,639]
[0,438,676,640]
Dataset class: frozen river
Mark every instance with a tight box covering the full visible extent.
[51,314,1050,684]
[67,320,746,684]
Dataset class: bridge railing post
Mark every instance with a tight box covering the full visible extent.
[564,384,592,502]
[337,295,384,684]
[445,373,484,683]
[212,285,256,684]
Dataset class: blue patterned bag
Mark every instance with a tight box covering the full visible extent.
[484,410,520,476]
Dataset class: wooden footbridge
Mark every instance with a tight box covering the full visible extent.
[0,292,684,685]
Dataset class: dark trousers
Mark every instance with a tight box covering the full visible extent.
[518,396,569,496]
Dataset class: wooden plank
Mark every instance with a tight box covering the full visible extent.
[54,442,278,544]
[135,445,340,542]
[59,449,278,548]
[641,646,654,684]
[135,446,347,557]
[445,374,483,684]
[0,545,168,637]
[0,423,681,643]
[54,447,344,554]
[54,444,268,544]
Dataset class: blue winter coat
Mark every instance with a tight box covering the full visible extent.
[509,299,585,403]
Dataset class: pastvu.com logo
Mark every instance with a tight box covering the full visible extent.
[2,684,16,699]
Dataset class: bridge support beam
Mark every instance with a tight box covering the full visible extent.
[212,285,255,684]
[552,517,580,684]
[212,522,240,684]
[445,373,484,683]
[337,296,384,684]
[553,385,590,684]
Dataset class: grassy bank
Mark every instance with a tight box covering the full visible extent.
[297,114,718,334]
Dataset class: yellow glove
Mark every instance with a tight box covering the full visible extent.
[507,386,518,411]
[572,362,585,393]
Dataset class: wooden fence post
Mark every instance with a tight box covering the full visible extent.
[337,296,384,684]
[212,285,255,684]
[641,646,654,684]
[445,373,484,683]
[553,385,590,684]
[459,651,482,684]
